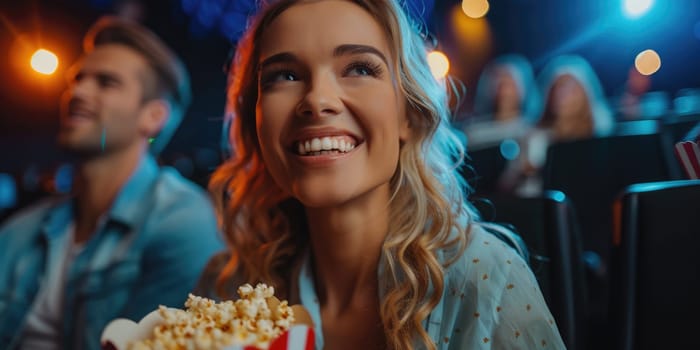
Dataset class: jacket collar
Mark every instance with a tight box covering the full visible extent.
[39,155,159,240]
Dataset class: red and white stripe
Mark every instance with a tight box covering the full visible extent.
[231,325,315,350]
[674,141,700,179]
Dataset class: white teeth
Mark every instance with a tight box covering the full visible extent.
[321,137,332,150]
[296,136,357,155]
[311,138,322,151]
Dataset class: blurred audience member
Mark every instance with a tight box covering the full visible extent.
[615,67,652,120]
[638,91,671,120]
[461,54,541,150]
[499,55,614,196]
[0,17,223,349]
[674,88,700,115]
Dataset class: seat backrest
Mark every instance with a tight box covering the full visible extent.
[611,180,700,350]
[473,190,585,350]
[543,132,670,270]
[462,144,509,196]
[542,132,673,348]
[660,113,700,144]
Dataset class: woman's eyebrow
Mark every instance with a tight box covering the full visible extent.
[259,52,298,71]
[259,44,389,71]
[333,44,388,67]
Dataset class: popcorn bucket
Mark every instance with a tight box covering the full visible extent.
[674,141,700,179]
[101,309,315,350]
[224,325,315,350]
[101,284,315,350]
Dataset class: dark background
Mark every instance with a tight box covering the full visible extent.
[1,0,699,184]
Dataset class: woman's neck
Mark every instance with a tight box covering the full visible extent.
[305,183,391,315]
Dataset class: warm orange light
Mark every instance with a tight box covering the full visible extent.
[462,0,490,19]
[450,4,493,65]
[30,49,58,75]
[427,51,450,79]
[635,49,661,76]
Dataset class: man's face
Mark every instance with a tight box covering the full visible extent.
[59,44,151,156]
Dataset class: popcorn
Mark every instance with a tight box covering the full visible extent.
[129,283,297,350]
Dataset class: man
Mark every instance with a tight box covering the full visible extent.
[0,17,223,349]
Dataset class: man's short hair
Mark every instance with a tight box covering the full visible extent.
[83,16,192,155]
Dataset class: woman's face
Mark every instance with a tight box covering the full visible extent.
[255,0,410,208]
[492,67,521,121]
[548,74,592,138]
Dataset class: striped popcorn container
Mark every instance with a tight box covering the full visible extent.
[674,141,700,179]
[102,313,315,350]
[227,325,315,350]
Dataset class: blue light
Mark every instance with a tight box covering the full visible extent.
[623,0,654,19]
[0,173,17,209]
[547,190,566,203]
[499,139,520,161]
[54,164,73,194]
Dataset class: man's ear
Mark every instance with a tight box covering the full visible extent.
[139,99,171,138]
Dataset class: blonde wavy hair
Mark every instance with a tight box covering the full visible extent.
[209,0,492,348]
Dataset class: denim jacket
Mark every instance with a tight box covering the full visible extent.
[0,156,224,350]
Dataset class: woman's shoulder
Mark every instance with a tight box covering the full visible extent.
[445,224,531,287]
[438,224,565,349]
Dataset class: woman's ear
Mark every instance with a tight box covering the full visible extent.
[399,103,413,142]
[139,99,171,138]
[399,117,412,142]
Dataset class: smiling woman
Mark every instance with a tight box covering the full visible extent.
[195,1,566,349]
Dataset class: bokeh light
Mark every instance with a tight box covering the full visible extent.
[450,4,493,79]
[635,49,661,76]
[499,139,520,161]
[30,49,58,75]
[53,164,73,194]
[0,174,17,209]
[461,0,489,19]
[623,0,654,19]
[427,50,450,79]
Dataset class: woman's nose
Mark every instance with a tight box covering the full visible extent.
[295,73,343,119]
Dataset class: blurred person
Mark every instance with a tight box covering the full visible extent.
[499,55,614,196]
[615,67,652,121]
[0,17,223,349]
[461,54,542,150]
[194,1,565,349]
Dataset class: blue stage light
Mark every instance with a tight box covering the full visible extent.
[623,0,654,19]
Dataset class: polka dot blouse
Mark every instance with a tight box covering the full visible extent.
[297,225,566,349]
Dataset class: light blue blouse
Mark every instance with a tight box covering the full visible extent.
[297,226,566,349]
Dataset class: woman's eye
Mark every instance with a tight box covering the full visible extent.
[277,72,297,81]
[261,70,298,87]
[349,66,372,76]
[344,61,383,77]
